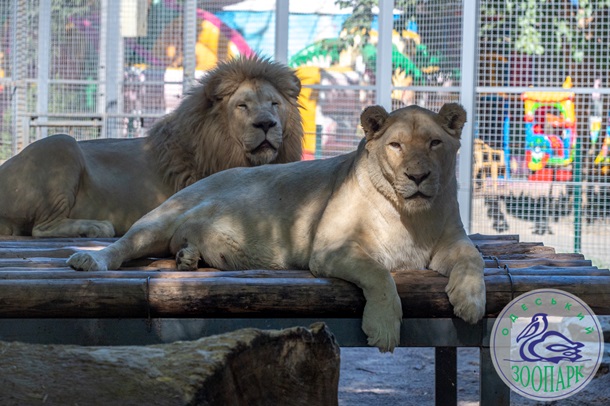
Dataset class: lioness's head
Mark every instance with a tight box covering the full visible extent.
[361,103,466,212]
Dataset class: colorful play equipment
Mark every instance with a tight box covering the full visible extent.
[589,81,610,176]
[522,77,577,181]
[290,23,446,158]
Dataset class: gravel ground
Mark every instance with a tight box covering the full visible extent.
[339,346,610,405]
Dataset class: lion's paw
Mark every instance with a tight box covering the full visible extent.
[446,272,486,324]
[361,294,402,353]
[175,243,200,271]
[82,221,115,238]
[67,252,108,272]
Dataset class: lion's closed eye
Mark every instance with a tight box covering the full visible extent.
[389,142,402,150]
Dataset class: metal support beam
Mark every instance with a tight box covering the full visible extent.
[457,0,479,234]
[274,0,289,64]
[480,346,510,406]
[435,347,457,405]
[375,0,393,111]
[10,0,20,154]
[182,0,197,93]
[97,0,108,139]
[104,0,122,137]
[36,0,52,140]
[0,318,487,348]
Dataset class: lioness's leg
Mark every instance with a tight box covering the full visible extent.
[430,239,486,323]
[67,203,184,271]
[310,243,402,353]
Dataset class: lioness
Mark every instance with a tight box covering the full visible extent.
[0,56,302,237]
[68,103,486,352]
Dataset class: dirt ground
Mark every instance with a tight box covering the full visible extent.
[338,345,610,405]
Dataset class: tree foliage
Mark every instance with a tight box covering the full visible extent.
[480,0,610,67]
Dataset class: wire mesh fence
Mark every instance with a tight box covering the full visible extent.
[1,0,610,267]
[474,0,610,268]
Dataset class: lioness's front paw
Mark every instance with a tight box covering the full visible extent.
[361,294,403,353]
[446,272,486,324]
[67,252,108,272]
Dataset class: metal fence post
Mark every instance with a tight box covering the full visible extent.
[458,0,479,234]
[105,0,122,138]
[36,0,51,140]
[275,0,289,64]
[375,0,393,111]
[182,0,197,93]
[10,0,20,154]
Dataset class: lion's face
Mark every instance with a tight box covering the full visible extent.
[361,104,466,213]
[226,79,291,166]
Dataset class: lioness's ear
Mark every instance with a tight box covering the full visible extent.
[438,103,467,139]
[361,105,389,141]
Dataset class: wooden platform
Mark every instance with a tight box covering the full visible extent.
[0,233,608,406]
[0,233,608,319]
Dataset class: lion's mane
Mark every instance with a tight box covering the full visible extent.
[147,55,304,192]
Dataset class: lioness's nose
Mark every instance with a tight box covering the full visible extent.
[406,172,430,185]
[253,119,277,134]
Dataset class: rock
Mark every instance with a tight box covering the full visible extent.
[0,322,340,405]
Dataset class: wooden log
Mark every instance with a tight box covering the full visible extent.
[484,257,592,268]
[0,252,588,270]
[469,233,520,242]
[0,256,595,271]
[0,248,80,258]
[0,236,116,244]
[0,257,71,268]
[476,241,552,256]
[484,266,609,276]
[0,322,340,406]
[1,272,608,318]
[0,269,316,279]
[0,266,607,280]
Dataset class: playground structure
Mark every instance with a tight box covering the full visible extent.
[589,82,610,178]
[289,24,451,158]
[522,80,577,182]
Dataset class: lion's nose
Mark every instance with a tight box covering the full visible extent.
[253,119,277,134]
[406,172,430,185]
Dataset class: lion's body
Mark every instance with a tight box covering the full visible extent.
[68,104,486,352]
[0,56,303,237]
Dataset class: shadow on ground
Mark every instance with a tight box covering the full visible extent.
[339,347,609,405]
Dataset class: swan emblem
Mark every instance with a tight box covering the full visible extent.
[516,313,584,364]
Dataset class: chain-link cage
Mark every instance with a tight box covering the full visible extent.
[473,0,610,268]
[1,0,610,267]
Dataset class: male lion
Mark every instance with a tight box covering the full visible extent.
[68,103,486,352]
[0,56,303,237]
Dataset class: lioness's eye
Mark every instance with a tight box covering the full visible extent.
[430,139,442,148]
[389,142,401,150]
[238,103,248,110]
[272,101,279,106]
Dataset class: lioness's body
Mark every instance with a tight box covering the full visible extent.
[0,56,303,237]
[68,104,486,352]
